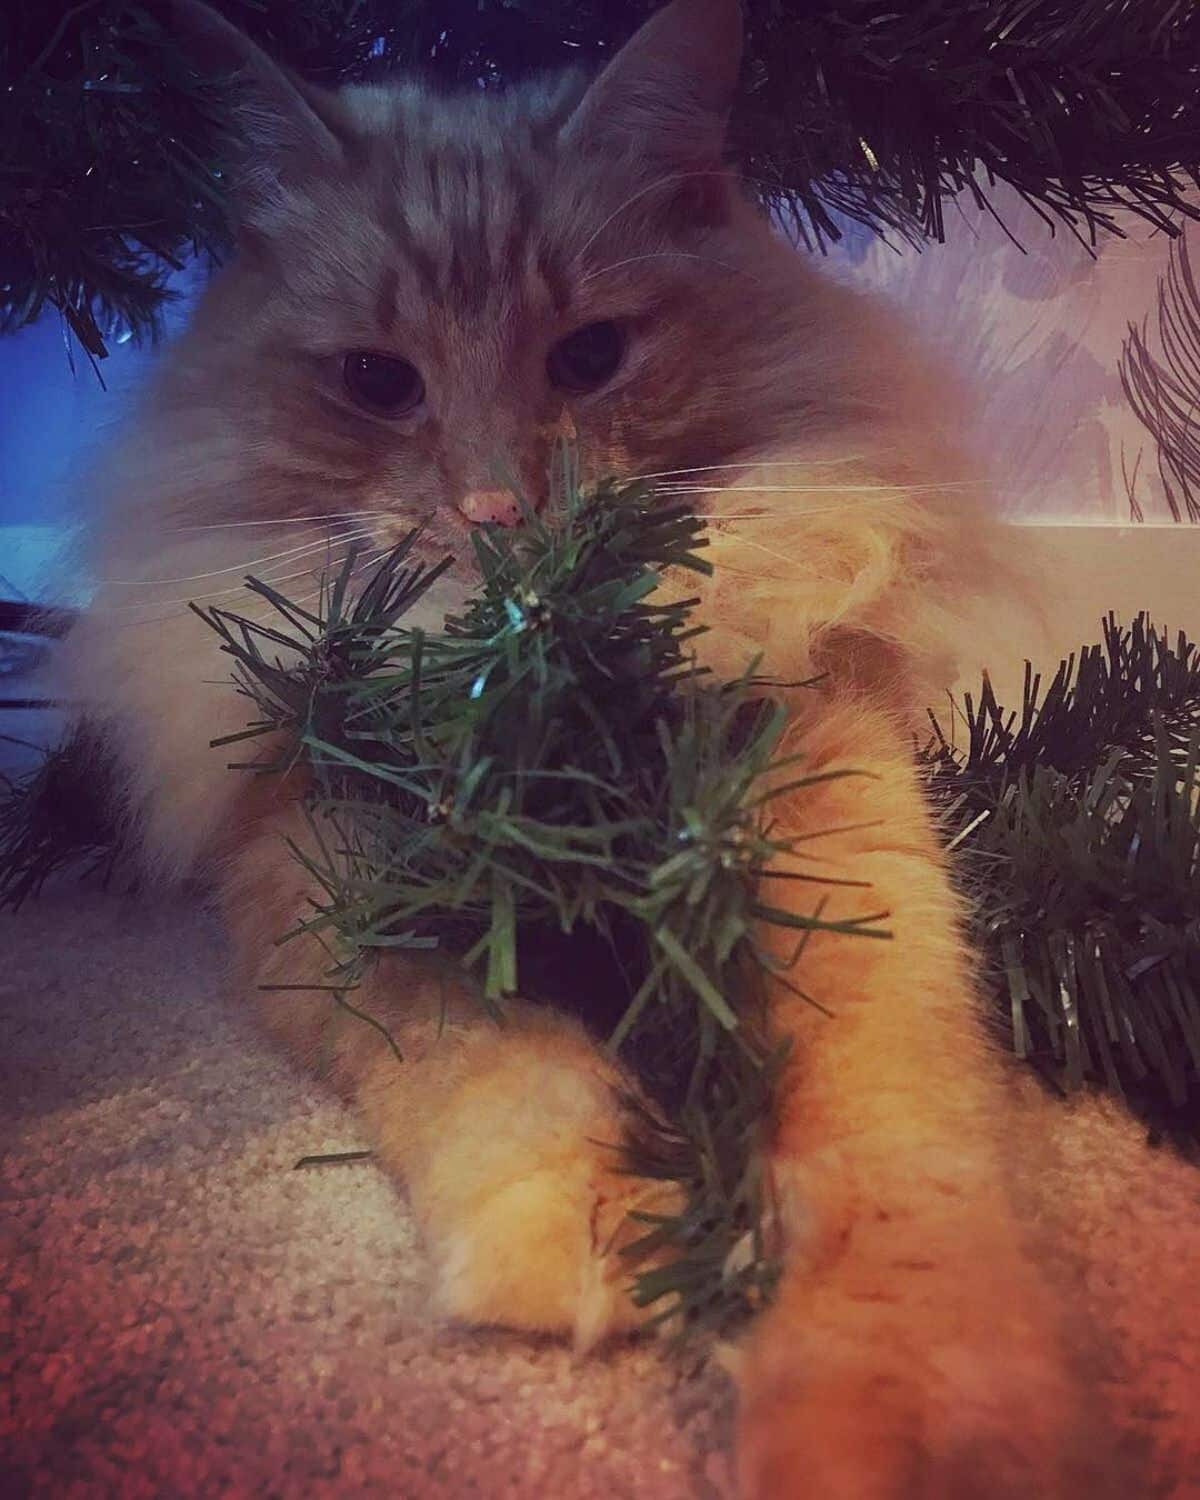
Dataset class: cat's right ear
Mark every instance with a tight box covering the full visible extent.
[167,0,354,236]
[562,0,743,171]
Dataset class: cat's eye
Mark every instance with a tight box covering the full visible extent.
[546,320,625,393]
[343,351,425,415]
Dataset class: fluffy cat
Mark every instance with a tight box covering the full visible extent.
[61,0,1095,1492]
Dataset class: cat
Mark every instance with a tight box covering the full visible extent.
[59,0,1097,1492]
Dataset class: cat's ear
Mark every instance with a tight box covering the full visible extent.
[562,0,743,170]
[169,0,354,233]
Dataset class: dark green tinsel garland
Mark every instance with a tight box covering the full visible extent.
[188,462,884,1339]
[2,485,1199,1337]
[6,0,1200,357]
[921,614,1200,1142]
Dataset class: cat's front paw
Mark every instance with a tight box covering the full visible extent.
[737,1348,1074,1499]
[432,1153,674,1351]
[733,1259,1096,1499]
[362,1014,681,1350]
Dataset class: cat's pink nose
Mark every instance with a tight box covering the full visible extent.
[459,489,522,527]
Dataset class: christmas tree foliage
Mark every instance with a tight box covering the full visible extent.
[4,0,1200,358]
[0,719,128,909]
[189,452,887,1337]
[0,0,382,361]
[922,615,1200,1138]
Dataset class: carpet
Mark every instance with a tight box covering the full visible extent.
[1,891,733,1498]
[2,887,1199,1498]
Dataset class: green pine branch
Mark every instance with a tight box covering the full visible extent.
[922,613,1200,1140]
[194,459,883,1338]
[0,0,384,358]
[0,718,131,906]
[5,0,1200,357]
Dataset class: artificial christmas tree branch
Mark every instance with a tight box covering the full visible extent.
[0,0,382,358]
[4,0,1200,356]
[0,720,132,906]
[191,463,883,1338]
[921,614,1200,1140]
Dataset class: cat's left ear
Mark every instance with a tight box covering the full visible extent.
[168,0,356,235]
[562,0,743,170]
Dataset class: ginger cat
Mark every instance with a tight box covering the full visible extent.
[62,0,1104,1492]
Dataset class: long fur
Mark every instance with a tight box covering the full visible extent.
[57,2,1087,1494]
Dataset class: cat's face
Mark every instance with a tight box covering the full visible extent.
[161,0,871,568]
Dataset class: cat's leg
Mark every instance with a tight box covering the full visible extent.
[733,699,1091,1498]
[220,804,673,1350]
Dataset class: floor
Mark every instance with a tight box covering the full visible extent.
[2,524,1199,1496]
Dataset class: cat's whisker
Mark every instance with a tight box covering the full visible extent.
[106,544,379,632]
[166,511,391,533]
[667,498,978,522]
[580,251,749,284]
[97,533,379,615]
[704,507,907,521]
[576,167,742,263]
[252,546,394,619]
[700,532,809,569]
[101,524,378,587]
[664,489,975,523]
[655,481,981,497]
[630,459,871,483]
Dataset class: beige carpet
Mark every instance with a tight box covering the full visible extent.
[0,890,733,1498]
[4,889,1200,1498]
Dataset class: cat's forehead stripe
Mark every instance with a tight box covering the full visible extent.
[375,267,399,335]
[378,196,442,307]
[375,137,562,321]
